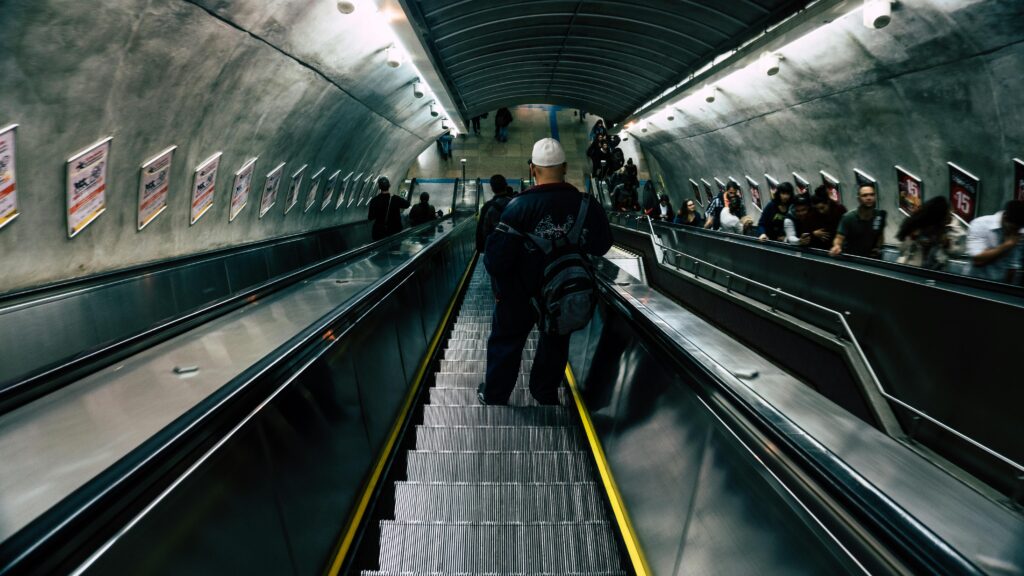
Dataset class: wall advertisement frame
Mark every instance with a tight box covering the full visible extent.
[230,157,258,222]
[322,170,341,211]
[0,124,19,230]
[948,162,979,225]
[895,165,923,216]
[746,175,762,211]
[137,145,176,230]
[66,137,112,238]
[260,162,285,218]
[189,152,221,225]
[285,164,307,214]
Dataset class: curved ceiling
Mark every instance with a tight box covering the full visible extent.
[401,0,810,123]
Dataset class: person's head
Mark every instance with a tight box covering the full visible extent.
[595,119,604,127]
[419,192,430,203]
[856,184,877,209]
[793,195,812,220]
[1002,200,1024,232]
[726,181,740,195]
[774,181,794,205]
[626,158,634,166]
[686,199,698,214]
[897,196,949,240]
[659,194,670,206]
[529,138,567,184]
[725,184,740,206]
[490,174,508,196]
[377,176,391,193]
[811,186,832,214]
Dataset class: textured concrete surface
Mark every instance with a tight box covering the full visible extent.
[0,0,441,292]
[632,0,1023,238]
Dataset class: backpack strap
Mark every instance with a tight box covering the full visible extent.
[495,197,590,254]
[566,197,590,245]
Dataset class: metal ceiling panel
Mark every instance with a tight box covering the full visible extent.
[400,0,811,122]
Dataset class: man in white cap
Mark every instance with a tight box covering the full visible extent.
[479,138,612,405]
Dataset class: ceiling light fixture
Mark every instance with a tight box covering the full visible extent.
[336,0,356,14]
[863,0,893,29]
[701,85,717,103]
[429,102,439,117]
[761,52,783,76]
[441,118,449,130]
[412,80,424,98]
[385,45,402,68]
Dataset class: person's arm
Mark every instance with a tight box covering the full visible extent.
[872,213,886,256]
[967,222,1018,266]
[584,196,614,256]
[756,203,772,239]
[829,214,848,256]
[783,218,800,244]
[397,196,411,209]
[367,197,377,221]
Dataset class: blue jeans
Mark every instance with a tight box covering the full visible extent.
[484,295,569,403]
[497,126,509,142]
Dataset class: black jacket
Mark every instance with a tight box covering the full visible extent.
[367,193,410,240]
[408,201,438,226]
[495,108,513,127]
[476,194,512,251]
[484,183,613,300]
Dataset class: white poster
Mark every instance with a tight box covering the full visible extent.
[189,152,221,225]
[285,164,306,214]
[260,162,285,218]
[66,137,112,238]
[305,167,324,213]
[0,124,19,230]
[137,146,175,230]
[336,173,353,210]
[322,170,340,211]
[230,157,257,222]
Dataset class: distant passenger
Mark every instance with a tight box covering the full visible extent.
[829,184,886,258]
[589,119,607,141]
[470,115,482,135]
[367,176,410,241]
[408,192,440,226]
[757,181,794,242]
[807,186,847,250]
[624,159,639,190]
[480,138,612,405]
[674,199,703,226]
[651,194,674,222]
[706,181,741,230]
[437,131,453,160]
[476,174,514,252]
[966,200,1024,283]
[895,196,957,270]
[784,196,816,246]
[591,142,612,178]
[494,107,513,142]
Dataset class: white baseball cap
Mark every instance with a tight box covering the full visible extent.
[530,138,566,167]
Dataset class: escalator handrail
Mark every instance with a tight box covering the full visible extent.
[592,268,984,575]
[0,215,478,576]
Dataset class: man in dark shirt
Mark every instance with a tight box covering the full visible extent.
[481,138,613,405]
[830,184,886,258]
[808,186,847,250]
[408,192,439,226]
[476,174,513,252]
[366,176,410,241]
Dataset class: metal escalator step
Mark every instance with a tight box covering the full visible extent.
[414,426,583,451]
[438,359,532,374]
[376,521,621,573]
[429,387,569,406]
[434,373,529,388]
[422,405,569,426]
[405,451,593,482]
[444,348,535,361]
[393,482,607,522]
[446,339,536,351]
[362,572,627,576]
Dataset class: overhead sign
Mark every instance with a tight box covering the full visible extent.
[230,157,257,222]
[137,146,175,230]
[260,162,285,218]
[66,137,112,238]
[285,164,306,214]
[322,169,340,211]
[948,162,979,224]
[1015,158,1024,202]
[305,167,324,213]
[746,175,762,211]
[688,178,702,206]
[190,152,221,225]
[820,171,842,205]
[0,124,19,230]
[895,165,923,216]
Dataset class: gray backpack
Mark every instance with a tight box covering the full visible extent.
[498,199,596,335]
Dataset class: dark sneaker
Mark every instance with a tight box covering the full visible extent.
[478,382,509,406]
[531,392,561,406]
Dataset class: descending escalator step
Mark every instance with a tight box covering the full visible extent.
[438,359,532,374]
[393,482,606,522]
[444,348,535,361]
[405,451,593,482]
[446,338,537,351]
[422,405,569,426]
[429,387,568,406]
[363,572,627,576]
[434,373,530,388]
[414,425,583,451]
[375,521,621,573]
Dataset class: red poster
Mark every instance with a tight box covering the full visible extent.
[792,172,809,197]
[746,175,762,210]
[820,171,842,205]
[948,162,979,224]
[1015,158,1024,202]
[896,165,923,215]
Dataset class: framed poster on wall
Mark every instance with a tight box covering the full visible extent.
[0,124,20,230]
[688,179,702,206]
[792,172,809,197]
[337,172,354,209]
[284,164,306,214]
[230,157,257,222]
[1014,158,1024,202]
[66,137,112,238]
[700,178,714,204]
[853,168,877,190]
[948,162,979,225]
[305,167,324,213]
[764,173,780,204]
[714,177,727,193]
[259,162,285,218]
[137,146,175,230]
[820,171,842,205]
[322,170,340,211]
[746,175,762,211]
[895,165,923,216]
[348,172,364,208]
[190,152,221,225]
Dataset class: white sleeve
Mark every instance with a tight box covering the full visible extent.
[784,218,800,244]
[965,219,989,257]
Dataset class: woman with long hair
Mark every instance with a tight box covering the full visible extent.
[896,196,956,270]
[674,198,703,226]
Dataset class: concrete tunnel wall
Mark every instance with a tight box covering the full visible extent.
[0,0,443,294]
[633,0,1024,239]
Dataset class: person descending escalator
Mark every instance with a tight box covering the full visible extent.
[494,107,513,142]
[476,174,514,252]
[367,176,411,241]
[408,192,442,226]
[589,119,607,141]
[624,158,639,190]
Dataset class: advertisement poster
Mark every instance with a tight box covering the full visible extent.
[285,164,306,214]
[746,175,762,211]
[305,168,324,213]
[358,173,375,206]
[700,178,714,204]
[948,162,980,224]
[764,173,780,203]
[66,137,112,238]
[336,173,353,210]
[714,177,726,193]
[0,125,19,230]
[820,171,842,205]
[322,170,340,211]
[189,152,221,225]
[230,157,257,222]
[259,162,285,218]
[792,172,810,197]
[688,178,702,206]
[854,168,876,190]
[895,165,923,216]
[137,146,175,230]
[1015,158,1024,202]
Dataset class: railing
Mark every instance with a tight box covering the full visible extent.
[618,213,1024,495]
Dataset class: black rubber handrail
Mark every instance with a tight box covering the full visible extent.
[0,216,477,576]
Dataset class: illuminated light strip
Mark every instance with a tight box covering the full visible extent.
[564,364,652,576]
[326,251,478,576]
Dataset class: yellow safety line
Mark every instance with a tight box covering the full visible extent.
[565,364,652,576]
[326,253,478,576]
